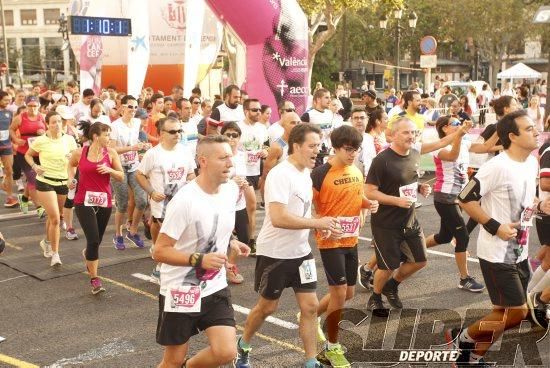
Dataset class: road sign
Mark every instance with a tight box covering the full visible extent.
[420,36,437,55]
[420,55,437,69]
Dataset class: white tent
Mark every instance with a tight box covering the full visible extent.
[497,62,542,80]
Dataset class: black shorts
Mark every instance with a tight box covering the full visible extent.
[372,224,427,270]
[536,217,550,245]
[0,142,12,156]
[246,175,260,190]
[156,288,235,346]
[152,216,164,224]
[234,208,249,243]
[36,179,69,195]
[319,246,359,286]
[479,259,530,307]
[254,253,317,300]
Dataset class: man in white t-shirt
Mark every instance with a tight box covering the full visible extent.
[72,88,95,122]
[451,111,550,366]
[110,95,151,250]
[235,124,341,368]
[210,85,245,123]
[153,135,250,368]
[178,99,199,160]
[268,100,296,144]
[301,88,334,167]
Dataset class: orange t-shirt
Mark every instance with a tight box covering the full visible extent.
[312,162,364,249]
[146,112,165,146]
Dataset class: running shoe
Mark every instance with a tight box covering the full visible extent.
[321,343,351,368]
[367,294,389,317]
[50,252,62,266]
[357,265,373,290]
[296,312,326,343]
[36,207,46,219]
[90,277,106,295]
[18,194,28,214]
[150,267,160,285]
[444,328,474,367]
[527,291,549,329]
[4,196,18,208]
[248,238,256,257]
[39,239,53,258]
[66,228,78,240]
[227,264,244,284]
[113,235,125,250]
[126,232,145,248]
[234,336,252,368]
[458,276,485,293]
[382,282,403,309]
[16,178,24,192]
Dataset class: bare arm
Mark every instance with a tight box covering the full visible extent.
[107,148,125,182]
[469,131,499,154]
[269,202,334,230]
[109,139,139,154]
[540,177,550,192]
[437,134,462,161]
[153,232,227,269]
[259,144,281,197]
[9,115,25,145]
[365,183,411,208]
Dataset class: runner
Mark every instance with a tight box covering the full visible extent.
[9,96,46,216]
[136,117,196,284]
[110,95,150,250]
[312,125,379,368]
[448,110,546,365]
[301,88,334,167]
[25,111,78,266]
[153,135,250,368]
[0,90,17,207]
[424,115,499,292]
[235,124,341,368]
[68,122,124,293]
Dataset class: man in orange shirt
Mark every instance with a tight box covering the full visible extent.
[146,93,166,146]
[311,125,378,367]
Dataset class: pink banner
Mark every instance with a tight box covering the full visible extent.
[206,0,309,118]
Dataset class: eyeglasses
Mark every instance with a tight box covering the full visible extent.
[248,108,261,113]
[224,133,240,139]
[192,101,200,105]
[449,120,463,127]
[342,146,362,154]
[352,116,366,120]
[126,105,138,109]
[163,129,183,135]
[284,108,295,112]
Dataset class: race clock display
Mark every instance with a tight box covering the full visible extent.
[69,16,132,36]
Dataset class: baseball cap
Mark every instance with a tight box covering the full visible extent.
[134,108,148,119]
[55,105,75,120]
[26,96,39,105]
[362,90,377,100]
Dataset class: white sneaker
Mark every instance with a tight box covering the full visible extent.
[39,239,53,258]
[16,178,24,192]
[50,252,62,266]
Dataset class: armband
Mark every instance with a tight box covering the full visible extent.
[458,178,481,203]
[482,218,501,236]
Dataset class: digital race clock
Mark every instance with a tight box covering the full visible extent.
[69,16,132,36]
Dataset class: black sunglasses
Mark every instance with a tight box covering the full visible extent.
[248,108,261,112]
[163,129,183,135]
[224,133,240,139]
[284,108,295,112]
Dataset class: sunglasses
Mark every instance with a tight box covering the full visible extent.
[284,108,295,112]
[248,108,261,112]
[126,105,138,109]
[224,133,240,139]
[164,129,183,135]
[449,120,463,127]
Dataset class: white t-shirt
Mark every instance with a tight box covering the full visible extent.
[213,103,245,122]
[238,120,267,176]
[71,101,91,122]
[387,105,403,119]
[159,180,239,298]
[110,117,142,172]
[181,120,199,159]
[230,150,248,211]
[137,144,196,218]
[475,152,538,264]
[256,160,313,259]
[268,121,284,145]
[86,114,111,125]
[432,140,472,197]
[301,108,335,149]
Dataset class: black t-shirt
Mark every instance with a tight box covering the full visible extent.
[338,96,353,121]
[452,110,470,123]
[365,104,384,118]
[366,147,420,229]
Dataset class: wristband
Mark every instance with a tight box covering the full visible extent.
[188,252,203,268]
[482,218,501,236]
[537,201,542,212]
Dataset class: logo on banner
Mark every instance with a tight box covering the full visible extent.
[276,79,308,97]
[272,52,308,68]
[86,36,103,58]
[161,0,186,30]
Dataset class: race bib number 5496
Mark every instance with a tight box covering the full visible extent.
[164,286,201,313]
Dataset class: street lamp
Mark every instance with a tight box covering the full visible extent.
[58,13,71,80]
[379,9,417,90]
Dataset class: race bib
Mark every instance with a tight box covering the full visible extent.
[246,151,261,165]
[299,259,317,284]
[338,216,360,237]
[0,130,8,141]
[121,150,137,164]
[166,167,185,183]
[164,286,201,313]
[386,102,394,109]
[520,205,537,227]
[84,191,108,207]
[399,183,418,203]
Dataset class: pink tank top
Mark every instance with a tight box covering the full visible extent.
[17,112,46,154]
[74,146,113,207]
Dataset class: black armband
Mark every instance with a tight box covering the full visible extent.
[482,218,501,236]
[458,178,481,203]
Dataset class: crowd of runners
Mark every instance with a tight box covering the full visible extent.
[0,80,549,368]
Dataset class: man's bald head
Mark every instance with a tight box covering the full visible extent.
[280,112,301,135]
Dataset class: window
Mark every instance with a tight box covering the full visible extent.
[22,38,41,75]
[0,10,14,26]
[43,9,60,25]
[20,10,37,26]
[44,37,63,71]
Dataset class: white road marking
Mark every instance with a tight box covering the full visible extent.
[44,338,134,367]
[0,336,5,342]
[131,273,299,330]
[0,274,29,283]
[358,236,479,263]
[0,210,38,222]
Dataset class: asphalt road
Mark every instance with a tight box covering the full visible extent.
[0,181,549,368]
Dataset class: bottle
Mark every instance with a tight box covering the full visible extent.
[67,179,78,200]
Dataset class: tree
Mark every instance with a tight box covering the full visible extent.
[298,0,403,88]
